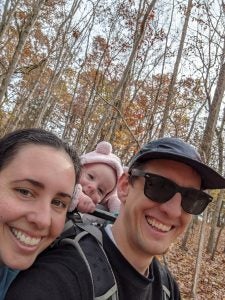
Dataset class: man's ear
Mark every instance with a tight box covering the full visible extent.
[117,173,129,204]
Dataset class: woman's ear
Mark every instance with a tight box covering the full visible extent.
[117,173,129,203]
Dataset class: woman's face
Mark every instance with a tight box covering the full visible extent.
[0,144,76,270]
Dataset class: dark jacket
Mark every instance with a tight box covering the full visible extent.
[6,227,180,300]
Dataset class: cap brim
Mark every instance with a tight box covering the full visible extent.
[132,152,225,190]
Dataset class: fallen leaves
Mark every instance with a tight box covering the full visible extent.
[163,224,225,300]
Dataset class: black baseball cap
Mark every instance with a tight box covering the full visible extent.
[129,137,225,190]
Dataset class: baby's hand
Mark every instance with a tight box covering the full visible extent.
[77,194,96,213]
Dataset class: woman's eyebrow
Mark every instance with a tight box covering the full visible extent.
[57,192,72,200]
[12,178,45,189]
[12,179,72,199]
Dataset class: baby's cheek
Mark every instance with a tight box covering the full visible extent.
[79,174,88,187]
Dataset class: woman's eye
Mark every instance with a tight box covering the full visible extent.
[52,199,67,209]
[16,188,32,197]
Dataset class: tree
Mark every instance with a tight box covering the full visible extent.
[159,0,193,137]
[0,0,46,105]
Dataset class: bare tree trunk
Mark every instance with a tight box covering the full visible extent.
[186,100,207,141]
[33,2,81,127]
[0,0,45,105]
[192,29,225,300]
[180,218,194,251]
[107,0,157,141]
[74,55,108,147]
[211,224,224,260]
[200,38,225,159]
[63,0,102,141]
[8,2,80,131]
[153,0,175,137]
[206,113,225,254]
[191,210,207,299]
[85,113,107,152]
[112,0,157,102]
[0,0,20,43]
[207,190,224,253]
[159,0,193,137]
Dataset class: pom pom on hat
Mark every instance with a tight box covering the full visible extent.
[80,141,123,179]
[96,141,112,155]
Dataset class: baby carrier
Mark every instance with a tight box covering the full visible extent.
[54,211,171,300]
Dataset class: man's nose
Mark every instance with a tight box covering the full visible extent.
[159,193,182,218]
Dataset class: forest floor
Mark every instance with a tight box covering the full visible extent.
[164,224,225,300]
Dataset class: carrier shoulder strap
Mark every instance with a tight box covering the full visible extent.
[60,222,119,300]
[162,283,171,300]
[156,259,171,299]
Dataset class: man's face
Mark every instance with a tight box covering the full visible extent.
[116,159,201,261]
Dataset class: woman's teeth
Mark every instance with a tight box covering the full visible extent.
[11,228,41,246]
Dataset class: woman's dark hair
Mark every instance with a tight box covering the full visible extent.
[0,128,81,181]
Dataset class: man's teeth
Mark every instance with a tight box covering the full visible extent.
[11,228,41,246]
[146,217,171,232]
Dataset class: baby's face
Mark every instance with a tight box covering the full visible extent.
[80,163,117,204]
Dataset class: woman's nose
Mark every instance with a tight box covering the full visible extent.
[26,201,52,229]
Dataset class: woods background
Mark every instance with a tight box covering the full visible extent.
[0,0,224,299]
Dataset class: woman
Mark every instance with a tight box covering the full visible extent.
[0,128,80,299]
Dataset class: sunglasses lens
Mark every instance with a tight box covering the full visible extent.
[132,169,212,215]
[144,176,175,203]
[181,190,211,215]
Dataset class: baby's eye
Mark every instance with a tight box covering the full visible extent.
[16,188,32,197]
[51,199,67,209]
[87,173,94,180]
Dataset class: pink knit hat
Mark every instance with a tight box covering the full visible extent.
[69,141,123,212]
[81,141,123,198]
[80,141,123,180]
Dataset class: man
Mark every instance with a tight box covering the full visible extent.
[6,137,225,300]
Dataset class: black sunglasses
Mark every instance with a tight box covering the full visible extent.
[129,169,213,215]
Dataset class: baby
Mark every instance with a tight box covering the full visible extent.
[69,141,123,217]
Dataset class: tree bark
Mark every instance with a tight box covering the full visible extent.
[0,0,45,105]
[191,210,207,299]
[159,0,193,137]
[200,38,225,160]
